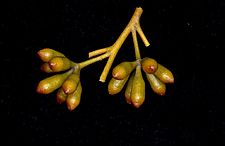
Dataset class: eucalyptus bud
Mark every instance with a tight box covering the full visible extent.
[108,76,129,95]
[66,82,82,111]
[112,61,136,80]
[146,73,166,96]
[141,57,158,74]
[62,72,80,94]
[40,63,53,73]
[49,57,72,72]
[56,88,67,104]
[37,48,65,62]
[36,71,71,94]
[154,64,174,83]
[124,72,135,104]
[131,66,145,108]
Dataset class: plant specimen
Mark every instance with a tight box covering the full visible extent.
[36,7,174,111]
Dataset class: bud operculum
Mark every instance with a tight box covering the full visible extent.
[146,73,166,96]
[141,57,158,74]
[154,64,174,84]
[40,63,53,73]
[36,71,71,94]
[37,48,65,62]
[112,61,136,80]
[108,76,129,95]
[49,57,72,72]
[66,82,82,111]
[56,88,67,104]
[62,71,80,94]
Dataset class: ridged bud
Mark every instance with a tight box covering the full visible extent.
[66,82,82,111]
[56,88,67,104]
[154,64,174,83]
[49,57,72,72]
[146,73,166,96]
[131,66,145,108]
[40,63,53,73]
[37,48,64,62]
[108,76,129,95]
[112,61,136,80]
[36,71,70,94]
[141,57,158,74]
[62,72,80,94]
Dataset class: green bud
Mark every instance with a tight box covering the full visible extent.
[62,72,80,94]
[146,73,166,96]
[37,48,65,62]
[49,57,72,72]
[141,57,158,74]
[36,71,71,94]
[108,76,129,95]
[131,65,145,108]
[124,72,135,104]
[112,61,136,80]
[40,63,53,73]
[56,88,67,104]
[66,82,82,111]
[154,64,174,83]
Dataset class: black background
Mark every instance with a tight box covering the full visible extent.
[2,0,225,145]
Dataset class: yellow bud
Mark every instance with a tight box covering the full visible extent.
[154,64,174,84]
[66,82,82,111]
[49,57,72,72]
[112,61,136,80]
[40,63,53,73]
[56,88,67,104]
[108,76,129,95]
[36,71,71,94]
[62,72,80,94]
[141,57,158,74]
[146,73,166,96]
[124,72,135,104]
[37,48,65,62]
[131,66,145,108]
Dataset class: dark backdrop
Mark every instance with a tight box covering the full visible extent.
[2,0,225,145]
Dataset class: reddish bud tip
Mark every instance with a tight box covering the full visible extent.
[36,82,51,94]
[37,48,52,62]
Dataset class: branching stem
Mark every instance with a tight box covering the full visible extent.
[78,52,110,69]
[73,7,149,82]
[88,47,110,58]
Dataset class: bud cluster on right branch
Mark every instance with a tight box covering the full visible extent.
[108,57,174,108]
